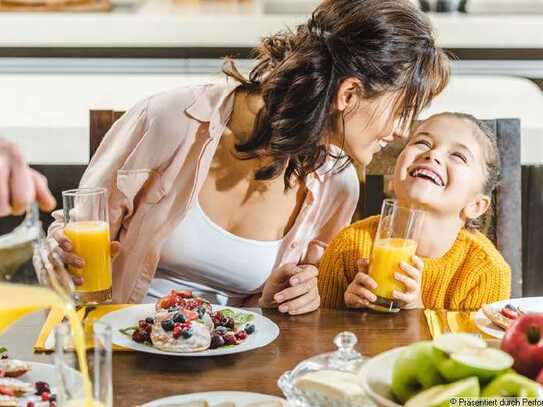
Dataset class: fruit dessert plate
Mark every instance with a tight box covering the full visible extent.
[360,333,543,407]
[0,349,83,406]
[99,291,279,356]
[475,297,543,339]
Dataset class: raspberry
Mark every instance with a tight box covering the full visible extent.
[41,392,50,401]
[236,331,248,341]
[223,332,237,346]
[172,326,182,339]
[35,382,50,396]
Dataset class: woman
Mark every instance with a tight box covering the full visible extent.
[49,0,449,314]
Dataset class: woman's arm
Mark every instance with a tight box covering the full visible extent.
[47,98,151,265]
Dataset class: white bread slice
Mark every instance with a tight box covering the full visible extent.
[294,370,366,405]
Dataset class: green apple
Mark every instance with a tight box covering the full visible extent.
[434,333,487,354]
[405,377,480,407]
[482,372,540,398]
[438,347,513,382]
[391,341,445,403]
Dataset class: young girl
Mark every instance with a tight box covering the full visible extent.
[318,112,511,310]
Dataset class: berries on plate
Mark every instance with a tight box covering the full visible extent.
[161,319,175,332]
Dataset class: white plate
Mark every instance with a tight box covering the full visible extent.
[98,304,280,356]
[142,391,286,407]
[360,347,404,407]
[10,361,83,406]
[474,297,543,339]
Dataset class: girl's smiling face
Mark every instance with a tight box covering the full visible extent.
[393,115,491,222]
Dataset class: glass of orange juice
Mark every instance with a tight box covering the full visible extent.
[62,188,112,305]
[367,199,424,313]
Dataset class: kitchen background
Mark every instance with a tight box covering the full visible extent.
[1,0,542,294]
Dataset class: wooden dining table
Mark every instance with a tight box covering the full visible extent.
[1,308,431,406]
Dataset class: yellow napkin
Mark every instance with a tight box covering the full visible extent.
[424,309,494,340]
[34,304,135,352]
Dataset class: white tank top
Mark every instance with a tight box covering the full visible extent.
[145,202,283,305]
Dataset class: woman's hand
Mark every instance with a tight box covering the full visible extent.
[259,263,320,315]
[392,255,424,309]
[0,139,56,216]
[344,259,378,308]
[50,224,121,286]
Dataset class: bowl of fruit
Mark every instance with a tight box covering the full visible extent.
[360,330,543,406]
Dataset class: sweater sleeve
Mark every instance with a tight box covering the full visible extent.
[318,217,378,309]
[452,240,512,310]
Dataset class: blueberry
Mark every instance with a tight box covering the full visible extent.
[145,317,154,324]
[181,328,193,339]
[161,319,175,332]
[210,334,225,349]
[173,313,186,323]
[244,324,256,335]
[214,326,228,336]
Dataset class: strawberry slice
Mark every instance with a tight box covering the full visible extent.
[158,295,176,310]
[501,307,518,320]
[172,290,193,299]
[0,385,15,396]
[183,309,198,322]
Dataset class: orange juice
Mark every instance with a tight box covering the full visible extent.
[64,221,112,303]
[368,238,417,302]
[0,283,94,406]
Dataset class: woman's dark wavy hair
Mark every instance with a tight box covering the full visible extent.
[225,0,450,189]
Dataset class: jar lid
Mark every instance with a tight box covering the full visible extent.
[278,332,373,406]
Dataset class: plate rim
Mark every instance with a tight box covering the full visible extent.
[141,390,286,407]
[474,296,543,339]
[98,303,280,357]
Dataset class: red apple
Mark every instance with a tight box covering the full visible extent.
[537,369,543,386]
[501,314,543,379]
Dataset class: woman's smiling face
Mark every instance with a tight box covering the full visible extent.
[393,115,488,217]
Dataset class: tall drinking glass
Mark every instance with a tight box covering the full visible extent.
[55,320,113,407]
[367,199,424,313]
[62,188,112,305]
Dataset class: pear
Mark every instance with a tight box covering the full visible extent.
[482,372,540,398]
[405,377,480,407]
[437,347,513,382]
[391,341,445,403]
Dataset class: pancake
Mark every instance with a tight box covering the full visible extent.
[0,359,31,378]
[151,312,211,353]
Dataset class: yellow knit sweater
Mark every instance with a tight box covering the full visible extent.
[319,216,511,310]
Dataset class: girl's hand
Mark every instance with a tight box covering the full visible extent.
[259,263,320,315]
[344,259,378,308]
[392,255,424,309]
